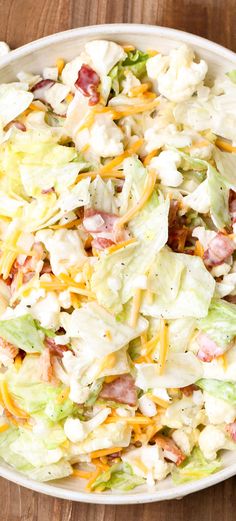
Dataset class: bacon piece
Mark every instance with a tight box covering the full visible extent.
[41,187,55,194]
[197,332,227,362]
[225,422,236,441]
[225,295,236,304]
[168,199,180,227]
[99,374,137,406]
[44,337,69,358]
[181,384,199,396]
[40,348,53,382]
[40,259,52,275]
[229,190,236,224]
[75,64,100,105]
[203,233,235,267]
[83,208,128,250]
[0,337,19,360]
[31,79,55,102]
[11,242,46,293]
[155,434,186,466]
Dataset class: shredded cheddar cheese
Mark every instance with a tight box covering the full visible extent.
[215,138,236,153]
[90,447,122,459]
[147,394,170,408]
[14,354,22,371]
[50,218,81,230]
[73,469,94,479]
[85,468,101,491]
[56,58,65,75]
[159,319,169,375]
[143,148,159,166]
[106,238,137,255]
[99,138,144,175]
[115,169,156,229]
[0,423,9,433]
[0,380,29,419]
[194,240,204,257]
[129,83,151,97]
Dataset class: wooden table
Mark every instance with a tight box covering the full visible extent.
[0,0,236,519]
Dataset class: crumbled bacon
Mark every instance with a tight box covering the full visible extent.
[83,208,128,250]
[229,190,236,224]
[75,64,100,106]
[31,79,55,102]
[39,348,53,382]
[10,242,46,294]
[155,434,186,466]
[225,422,236,442]
[197,332,226,362]
[0,337,19,360]
[181,384,199,396]
[203,233,235,268]
[99,374,137,406]
[44,337,69,358]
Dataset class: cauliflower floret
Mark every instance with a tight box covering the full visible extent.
[121,71,141,95]
[198,425,226,460]
[147,44,208,102]
[204,392,236,425]
[162,394,205,429]
[61,57,84,90]
[90,114,124,158]
[64,408,111,443]
[144,123,192,152]
[122,445,170,484]
[30,291,60,329]
[138,394,157,417]
[172,427,200,455]
[36,229,87,277]
[184,179,211,213]
[85,40,126,76]
[149,149,183,187]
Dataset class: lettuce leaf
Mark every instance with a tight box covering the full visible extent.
[198,299,236,346]
[24,460,72,481]
[92,171,169,314]
[60,302,147,358]
[172,447,221,484]
[5,355,62,414]
[214,148,236,191]
[91,462,145,491]
[0,314,44,353]
[207,164,230,229]
[109,50,149,94]
[135,352,203,390]
[142,252,215,319]
[226,70,236,84]
[197,379,236,404]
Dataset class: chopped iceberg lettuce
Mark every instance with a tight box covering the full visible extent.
[91,462,145,491]
[197,379,236,404]
[109,50,149,95]
[92,194,169,313]
[135,352,203,390]
[142,252,215,319]
[60,302,147,358]
[172,447,221,484]
[198,299,236,347]
[0,314,44,352]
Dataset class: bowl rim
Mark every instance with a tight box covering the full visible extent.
[0,23,236,504]
[0,23,236,66]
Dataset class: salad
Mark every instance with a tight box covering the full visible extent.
[0,39,235,492]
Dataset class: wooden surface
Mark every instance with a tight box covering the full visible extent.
[0,0,236,519]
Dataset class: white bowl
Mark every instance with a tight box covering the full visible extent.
[0,23,236,504]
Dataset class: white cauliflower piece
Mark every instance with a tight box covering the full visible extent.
[149,150,183,187]
[162,394,205,429]
[184,179,210,213]
[172,427,200,455]
[204,392,236,425]
[90,114,124,158]
[122,445,170,484]
[198,425,226,460]
[64,408,111,443]
[85,40,126,76]
[138,394,157,417]
[36,229,87,277]
[147,44,208,102]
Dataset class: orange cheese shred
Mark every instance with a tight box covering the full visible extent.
[115,169,156,229]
